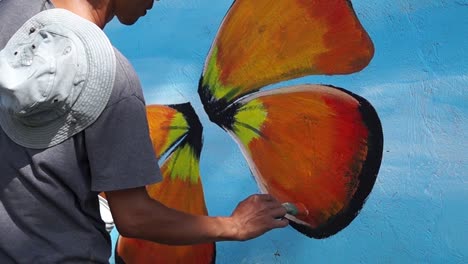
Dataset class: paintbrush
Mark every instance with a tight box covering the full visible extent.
[282,202,309,217]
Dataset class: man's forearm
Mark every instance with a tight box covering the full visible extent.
[106,187,288,246]
[119,198,238,245]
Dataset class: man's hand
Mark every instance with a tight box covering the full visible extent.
[228,194,289,241]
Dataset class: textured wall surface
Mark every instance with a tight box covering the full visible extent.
[106,0,467,263]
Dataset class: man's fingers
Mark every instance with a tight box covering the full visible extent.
[269,206,288,219]
[251,193,276,202]
[249,194,286,214]
[272,218,289,229]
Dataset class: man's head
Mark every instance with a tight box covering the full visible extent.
[51,0,155,28]
[113,0,155,25]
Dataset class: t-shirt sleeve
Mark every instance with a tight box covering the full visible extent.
[85,95,163,192]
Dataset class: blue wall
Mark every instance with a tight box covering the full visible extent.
[106,1,468,262]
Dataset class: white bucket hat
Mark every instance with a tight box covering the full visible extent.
[0,8,115,149]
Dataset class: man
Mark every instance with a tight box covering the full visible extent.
[0,0,288,263]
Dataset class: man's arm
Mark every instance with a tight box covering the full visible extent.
[105,187,289,245]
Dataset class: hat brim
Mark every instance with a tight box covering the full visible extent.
[0,9,116,149]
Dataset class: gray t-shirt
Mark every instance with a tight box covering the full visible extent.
[0,0,163,263]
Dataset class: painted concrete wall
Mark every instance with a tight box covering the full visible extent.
[106,0,468,262]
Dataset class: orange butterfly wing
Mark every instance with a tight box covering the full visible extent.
[115,104,215,263]
[228,85,382,238]
[200,0,374,105]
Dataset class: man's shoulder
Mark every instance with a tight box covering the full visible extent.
[106,48,146,107]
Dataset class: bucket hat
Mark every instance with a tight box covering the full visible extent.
[0,8,115,149]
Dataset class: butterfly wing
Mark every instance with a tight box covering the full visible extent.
[116,103,215,263]
[199,0,374,113]
[225,85,382,238]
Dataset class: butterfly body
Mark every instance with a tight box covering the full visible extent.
[198,78,238,130]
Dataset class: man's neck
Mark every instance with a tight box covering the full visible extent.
[50,0,114,29]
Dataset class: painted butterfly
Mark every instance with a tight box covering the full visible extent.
[115,0,383,263]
